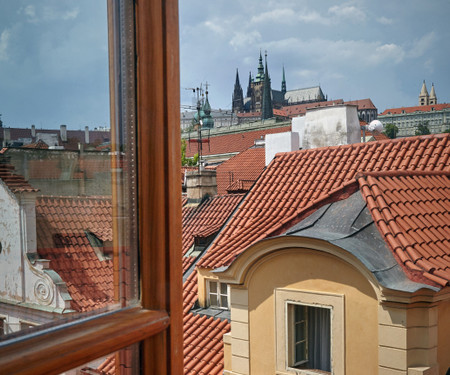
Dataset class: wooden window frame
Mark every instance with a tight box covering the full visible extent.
[0,0,183,374]
[207,280,229,309]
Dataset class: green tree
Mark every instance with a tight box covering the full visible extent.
[415,121,430,136]
[383,123,399,139]
[181,139,199,166]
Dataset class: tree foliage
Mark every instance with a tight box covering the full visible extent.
[181,139,199,166]
[383,123,399,139]
[415,122,430,136]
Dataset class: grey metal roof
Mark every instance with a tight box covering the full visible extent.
[284,191,438,293]
[284,86,324,104]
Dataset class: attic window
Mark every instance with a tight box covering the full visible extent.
[207,280,229,309]
[85,231,112,261]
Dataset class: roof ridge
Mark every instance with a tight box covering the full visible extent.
[355,170,450,179]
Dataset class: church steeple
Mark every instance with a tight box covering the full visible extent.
[419,80,429,106]
[281,65,286,94]
[246,71,253,98]
[261,51,273,120]
[255,50,265,83]
[232,69,244,113]
[429,83,437,105]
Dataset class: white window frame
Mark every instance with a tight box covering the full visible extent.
[207,280,229,309]
[275,288,345,375]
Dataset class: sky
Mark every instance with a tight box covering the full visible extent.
[0,1,449,129]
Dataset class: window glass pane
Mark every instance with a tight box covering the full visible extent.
[295,341,306,363]
[210,294,218,306]
[220,282,227,295]
[209,281,217,293]
[0,0,138,339]
[220,295,228,307]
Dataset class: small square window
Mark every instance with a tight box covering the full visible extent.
[207,280,229,309]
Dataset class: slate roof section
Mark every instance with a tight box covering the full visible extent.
[36,196,113,312]
[184,125,290,158]
[215,147,265,195]
[380,103,450,115]
[357,171,450,287]
[199,134,450,270]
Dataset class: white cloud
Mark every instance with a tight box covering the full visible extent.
[377,16,393,25]
[0,29,11,61]
[230,31,262,49]
[203,20,226,36]
[328,4,366,21]
[21,4,79,23]
[407,32,436,58]
[251,8,296,24]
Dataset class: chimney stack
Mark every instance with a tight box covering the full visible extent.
[3,128,10,146]
[60,124,67,142]
[31,124,36,138]
[185,170,217,204]
[84,126,89,144]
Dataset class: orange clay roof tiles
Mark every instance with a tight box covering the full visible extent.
[216,147,265,195]
[182,194,244,273]
[36,196,113,312]
[183,312,230,375]
[357,171,450,287]
[380,103,450,115]
[0,161,38,193]
[198,134,450,270]
[184,126,290,158]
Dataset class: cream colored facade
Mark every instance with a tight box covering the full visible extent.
[197,237,450,375]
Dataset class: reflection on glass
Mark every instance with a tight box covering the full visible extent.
[0,0,137,343]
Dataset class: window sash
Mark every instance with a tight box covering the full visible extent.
[0,0,183,373]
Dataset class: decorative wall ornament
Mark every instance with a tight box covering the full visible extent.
[34,279,54,305]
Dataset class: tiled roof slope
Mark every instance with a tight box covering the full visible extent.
[182,194,244,273]
[183,312,230,375]
[0,159,38,193]
[199,134,450,270]
[357,172,450,286]
[216,147,265,195]
[184,126,290,158]
[346,98,377,110]
[281,99,344,118]
[36,196,113,312]
[379,103,450,115]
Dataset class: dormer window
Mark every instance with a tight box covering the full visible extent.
[207,280,229,309]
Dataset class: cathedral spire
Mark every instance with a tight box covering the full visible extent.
[255,50,265,83]
[281,65,286,94]
[232,68,244,113]
[246,71,253,98]
[261,51,273,120]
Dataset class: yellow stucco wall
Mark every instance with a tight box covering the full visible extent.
[246,248,379,374]
[438,299,450,374]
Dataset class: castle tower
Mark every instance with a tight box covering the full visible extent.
[419,80,429,106]
[232,69,244,113]
[281,65,286,95]
[429,83,437,105]
[261,52,273,120]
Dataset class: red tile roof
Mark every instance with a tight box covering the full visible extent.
[0,159,38,193]
[281,100,344,118]
[198,134,450,270]
[183,312,230,375]
[215,147,265,195]
[184,126,290,158]
[182,194,244,273]
[36,196,113,312]
[357,171,450,287]
[379,103,450,116]
[346,98,377,110]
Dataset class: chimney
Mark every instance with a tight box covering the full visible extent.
[84,126,89,144]
[3,128,10,146]
[185,170,217,204]
[31,124,36,138]
[60,124,67,142]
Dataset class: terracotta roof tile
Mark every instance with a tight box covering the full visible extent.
[0,157,38,193]
[215,147,265,195]
[199,134,450,270]
[380,103,450,116]
[36,196,113,312]
[358,171,450,286]
[184,126,290,158]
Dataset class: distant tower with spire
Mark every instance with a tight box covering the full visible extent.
[419,80,429,106]
[262,51,273,120]
[429,83,437,105]
[281,65,286,95]
[232,69,244,113]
